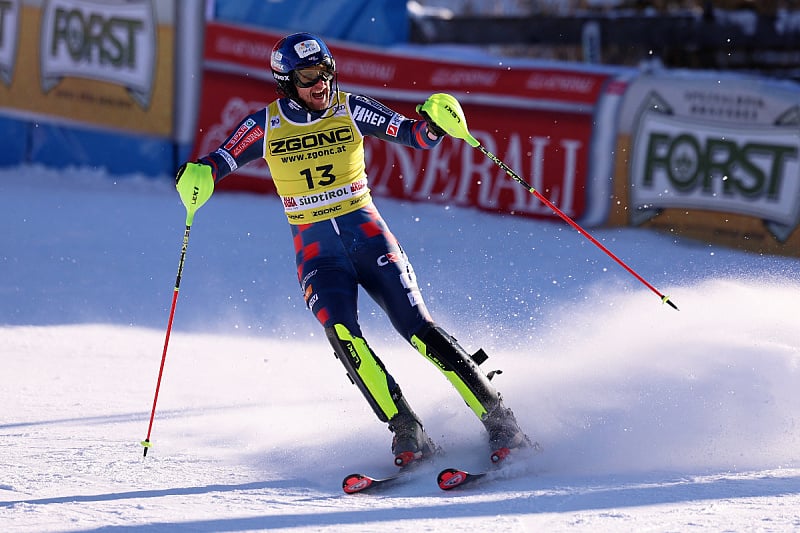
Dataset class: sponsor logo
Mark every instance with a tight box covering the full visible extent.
[337,61,396,82]
[300,269,317,290]
[400,269,417,290]
[345,341,361,367]
[39,0,157,108]
[630,104,800,239]
[386,113,402,137]
[430,68,498,87]
[231,125,264,157]
[526,73,596,94]
[224,118,257,150]
[312,204,343,217]
[270,49,283,71]
[376,252,401,266]
[352,105,387,128]
[282,179,368,214]
[443,104,460,124]
[407,290,422,307]
[214,147,238,172]
[294,39,321,58]
[269,126,353,155]
[299,186,348,207]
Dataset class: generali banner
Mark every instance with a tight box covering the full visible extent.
[0,0,174,136]
[612,73,800,256]
[192,22,623,223]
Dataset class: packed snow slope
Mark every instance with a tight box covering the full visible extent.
[2,166,799,532]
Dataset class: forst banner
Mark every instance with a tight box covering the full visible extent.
[192,22,623,223]
[0,0,174,136]
[613,73,800,256]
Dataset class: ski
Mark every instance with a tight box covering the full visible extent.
[342,470,409,494]
[342,444,443,494]
[342,456,428,494]
[436,446,519,491]
[437,467,491,490]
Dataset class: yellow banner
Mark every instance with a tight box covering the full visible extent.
[0,0,173,136]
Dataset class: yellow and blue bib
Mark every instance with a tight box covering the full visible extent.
[264,93,372,224]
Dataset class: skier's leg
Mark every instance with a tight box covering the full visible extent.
[325,323,436,465]
[337,207,532,456]
[291,219,435,464]
[411,323,532,456]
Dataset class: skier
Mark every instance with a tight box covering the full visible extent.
[175,32,532,467]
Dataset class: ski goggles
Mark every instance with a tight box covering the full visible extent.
[293,65,335,88]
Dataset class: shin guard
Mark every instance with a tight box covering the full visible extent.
[411,324,500,420]
[325,323,401,423]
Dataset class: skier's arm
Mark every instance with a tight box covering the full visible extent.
[199,108,269,182]
[348,94,442,149]
[174,109,269,210]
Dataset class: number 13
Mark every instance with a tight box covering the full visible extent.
[300,164,335,190]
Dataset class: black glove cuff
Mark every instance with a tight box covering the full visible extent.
[175,163,187,184]
[420,110,446,138]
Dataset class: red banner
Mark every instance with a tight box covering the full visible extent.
[192,22,614,221]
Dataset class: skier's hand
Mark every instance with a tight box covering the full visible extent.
[416,93,468,140]
[175,162,214,217]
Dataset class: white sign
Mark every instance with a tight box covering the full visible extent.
[0,0,20,86]
[630,108,800,229]
[39,0,156,108]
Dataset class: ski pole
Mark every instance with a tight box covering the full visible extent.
[142,171,214,457]
[435,95,678,310]
[141,220,192,457]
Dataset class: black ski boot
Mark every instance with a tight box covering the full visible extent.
[388,401,437,467]
[483,402,533,463]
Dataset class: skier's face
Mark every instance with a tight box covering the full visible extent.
[294,66,332,111]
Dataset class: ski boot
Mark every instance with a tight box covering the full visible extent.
[483,402,533,463]
[388,408,437,467]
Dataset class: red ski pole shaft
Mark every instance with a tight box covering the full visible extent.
[427,93,677,310]
[142,223,192,457]
[475,144,678,310]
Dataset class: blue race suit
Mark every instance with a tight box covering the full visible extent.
[198,91,503,427]
[200,92,437,341]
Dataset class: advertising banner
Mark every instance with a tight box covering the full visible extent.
[613,72,800,256]
[193,22,622,223]
[0,0,174,136]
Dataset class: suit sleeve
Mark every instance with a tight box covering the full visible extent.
[198,109,269,182]
[348,94,441,150]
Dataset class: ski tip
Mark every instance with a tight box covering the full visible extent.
[342,473,374,494]
[437,468,469,491]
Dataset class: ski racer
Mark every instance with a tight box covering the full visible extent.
[175,32,532,468]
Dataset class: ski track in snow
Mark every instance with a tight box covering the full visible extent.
[2,167,800,532]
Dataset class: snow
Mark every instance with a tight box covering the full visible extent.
[2,165,800,532]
